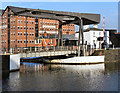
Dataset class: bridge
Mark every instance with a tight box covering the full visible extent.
[9,46,96,58]
[10,46,77,58]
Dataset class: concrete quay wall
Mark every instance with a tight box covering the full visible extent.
[104,49,120,62]
[1,54,20,72]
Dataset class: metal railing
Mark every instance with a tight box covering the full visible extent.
[19,46,78,58]
[4,46,77,54]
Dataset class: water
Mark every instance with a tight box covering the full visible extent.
[2,62,119,91]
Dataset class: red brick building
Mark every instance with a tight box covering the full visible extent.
[0,10,4,53]
[1,6,75,53]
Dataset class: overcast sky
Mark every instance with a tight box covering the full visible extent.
[1,2,119,31]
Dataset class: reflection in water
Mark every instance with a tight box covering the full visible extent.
[2,62,119,91]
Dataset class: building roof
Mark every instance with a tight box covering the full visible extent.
[3,6,100,25]
[76,28,103,33]
[83,28,103,32]
[105,29,117,32]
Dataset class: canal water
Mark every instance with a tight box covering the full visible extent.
[2,62,119,91]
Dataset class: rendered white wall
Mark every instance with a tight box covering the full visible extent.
[83,30,104,49]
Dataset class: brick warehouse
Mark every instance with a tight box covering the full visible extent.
[0,10,4,53]
[1,6,75,53]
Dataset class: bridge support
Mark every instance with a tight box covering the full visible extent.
[58,23,63,47]
[78,18,84,56]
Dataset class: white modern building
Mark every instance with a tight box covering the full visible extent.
[75,26,110,49]
[83,28,104,49]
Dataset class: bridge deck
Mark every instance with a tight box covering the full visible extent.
[20,50,77,58]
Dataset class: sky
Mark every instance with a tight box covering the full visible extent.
[1,2,119,31]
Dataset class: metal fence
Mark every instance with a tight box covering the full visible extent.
[7,46,78,54]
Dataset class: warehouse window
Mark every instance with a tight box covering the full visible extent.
[39,40,42,44]
[30,27,31,30]
[36,40,38,44]
[18,20,20,23]
[18,32,19,36]
[18,26,20,30]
